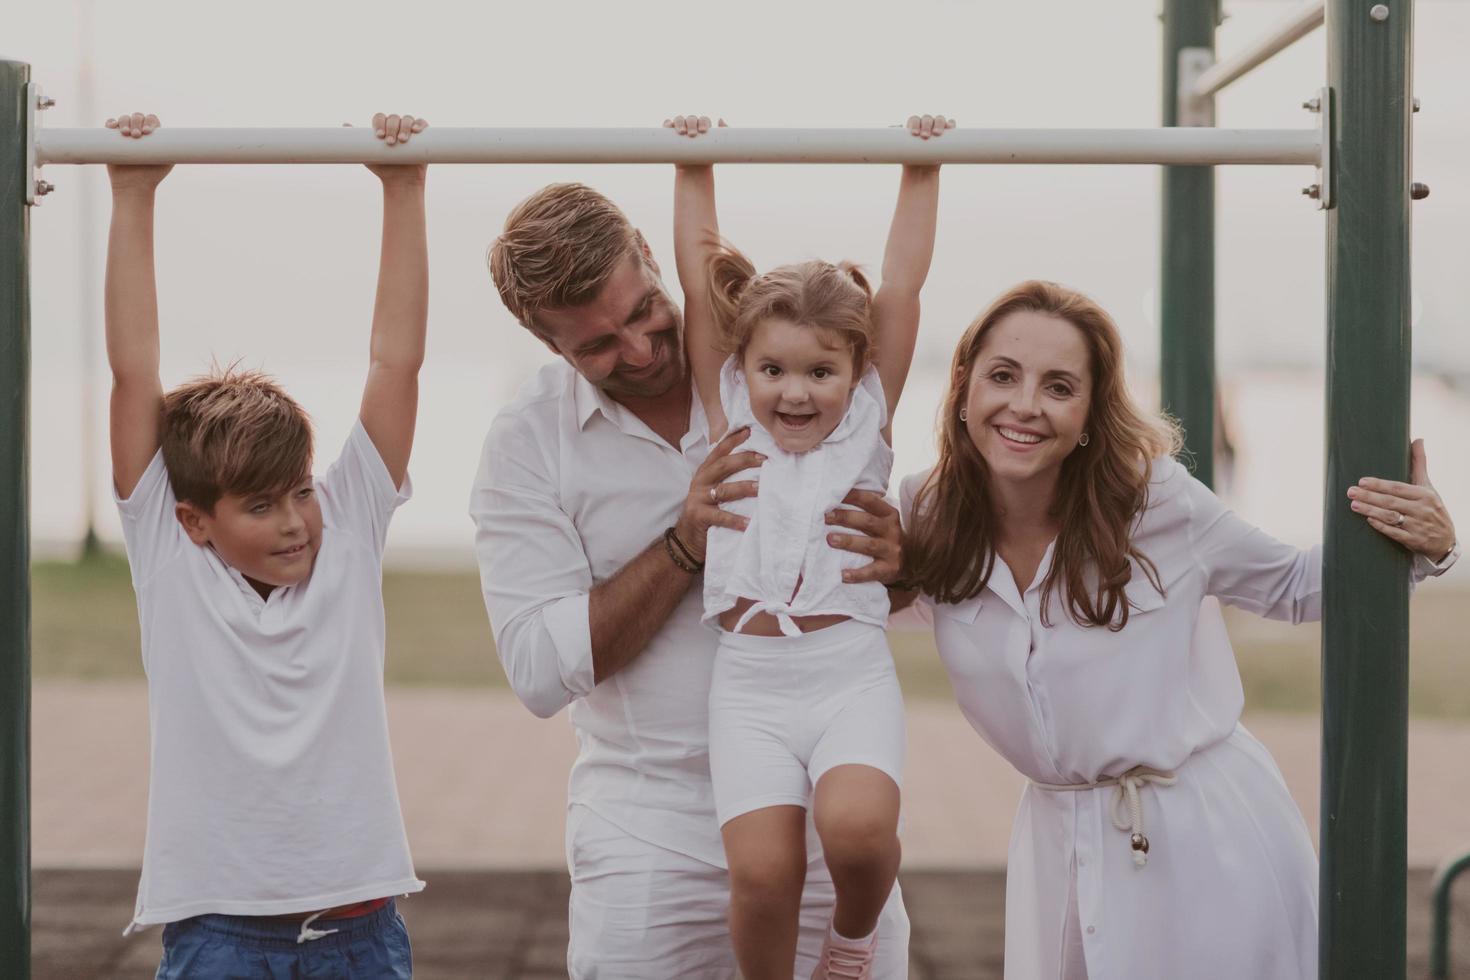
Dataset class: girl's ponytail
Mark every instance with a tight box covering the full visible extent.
[705,241,759,351]
[837,261,874,305]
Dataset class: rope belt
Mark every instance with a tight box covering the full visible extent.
[1031,765,1179,868]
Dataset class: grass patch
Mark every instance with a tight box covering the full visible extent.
[30,552,502,688]
[28,553,1470,719]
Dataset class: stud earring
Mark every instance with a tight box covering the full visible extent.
[959,409,968,422]
[1079,432,1090,447]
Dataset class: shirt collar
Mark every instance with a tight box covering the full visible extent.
[683,377,710,452]
[572,368,616,431]
[209,545,271,611]
[568,364,706,454]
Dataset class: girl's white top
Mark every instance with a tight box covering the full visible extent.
[115,422,423,932]
[703,356,893,636]
[899,456,1458,979]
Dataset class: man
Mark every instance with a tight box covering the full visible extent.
[471,182,911,978]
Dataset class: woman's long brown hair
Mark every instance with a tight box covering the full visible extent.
[906,281,1182,630]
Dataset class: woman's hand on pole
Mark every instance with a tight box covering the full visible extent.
[673,427,762,562]
[827,490,905,585]
[1348,438,1457,561]
[104,113,172,191]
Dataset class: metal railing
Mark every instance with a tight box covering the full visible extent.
[1433,850,1470,978]
[32,126,1322,168]
[1192,2,1326,99]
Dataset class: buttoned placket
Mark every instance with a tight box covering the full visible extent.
[783,449,831,608]
[1000,540,1109,970]
[575,385,709,787]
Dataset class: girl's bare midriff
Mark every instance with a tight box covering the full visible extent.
[719,597,851,636]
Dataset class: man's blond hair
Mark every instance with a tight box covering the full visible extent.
[488,183,643,333]
[160,366,313,511]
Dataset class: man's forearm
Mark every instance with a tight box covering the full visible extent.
[589,537,697,683]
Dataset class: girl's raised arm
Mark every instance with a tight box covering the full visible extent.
[668,115,732,441]
[872,114,953,427]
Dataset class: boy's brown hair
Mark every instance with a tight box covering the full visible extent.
[160,367,314,512]
[488,182,645,334]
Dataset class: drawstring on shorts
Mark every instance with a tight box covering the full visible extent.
[296,909,341,944]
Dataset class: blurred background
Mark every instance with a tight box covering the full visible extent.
[10,0,1470,976]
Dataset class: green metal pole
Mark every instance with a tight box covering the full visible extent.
[1320,2,1414,977]
[1160,0,1217,488]
[0,58,32,980]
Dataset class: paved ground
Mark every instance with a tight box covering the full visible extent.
[33,682,1470,868]
[32,867,1470,979]
[29,681,1470,976]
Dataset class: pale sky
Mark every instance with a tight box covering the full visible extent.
[11,0,1470,557]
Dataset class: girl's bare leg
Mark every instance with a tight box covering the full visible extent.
[812,765,901,939]
[723,804,809,979]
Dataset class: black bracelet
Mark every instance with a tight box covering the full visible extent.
[670,526,705,570]
[663,526,705,573]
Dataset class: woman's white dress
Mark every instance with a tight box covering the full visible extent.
[900,456,1451,979]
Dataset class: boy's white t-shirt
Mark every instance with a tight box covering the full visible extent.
[115,420,423,931]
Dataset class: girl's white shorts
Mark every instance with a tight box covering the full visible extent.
[708,618,905,827]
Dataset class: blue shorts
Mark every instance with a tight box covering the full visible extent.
[155,900,411,979]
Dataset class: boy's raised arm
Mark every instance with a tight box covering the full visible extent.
[358,113,430,490]
[104,112,173,498]
[668,115,731,441]
[872,114,952,422]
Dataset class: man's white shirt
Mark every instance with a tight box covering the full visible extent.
[470,360,734,867]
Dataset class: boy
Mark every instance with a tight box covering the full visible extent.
[105,110,429,978]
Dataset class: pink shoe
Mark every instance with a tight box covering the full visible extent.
[810,929,878,980]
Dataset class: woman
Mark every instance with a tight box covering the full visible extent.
[897,280,1459,979]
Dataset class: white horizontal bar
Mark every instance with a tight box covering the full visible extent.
[35,127,1321,167]
[1192,2,1325,99]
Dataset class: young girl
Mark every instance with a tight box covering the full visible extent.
[666,113,951,979]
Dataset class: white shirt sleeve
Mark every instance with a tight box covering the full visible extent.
[1174,458,1457,620]
[114,451,186,590]
[1173,461,1323,624]
[469,416,595,719]
[1414,540,1461,579]
[315,420,412,557]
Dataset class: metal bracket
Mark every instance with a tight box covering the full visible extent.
[1301,86,1333,208]
[24,82,53,206]
[24,82,38,205]
[1176,48,1216,127]
[1317,85,1334,210]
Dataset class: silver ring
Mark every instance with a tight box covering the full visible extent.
[708,486,719,504]
[1393,511,1407,527]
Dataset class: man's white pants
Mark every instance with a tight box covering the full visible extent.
[566,806,911,979]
